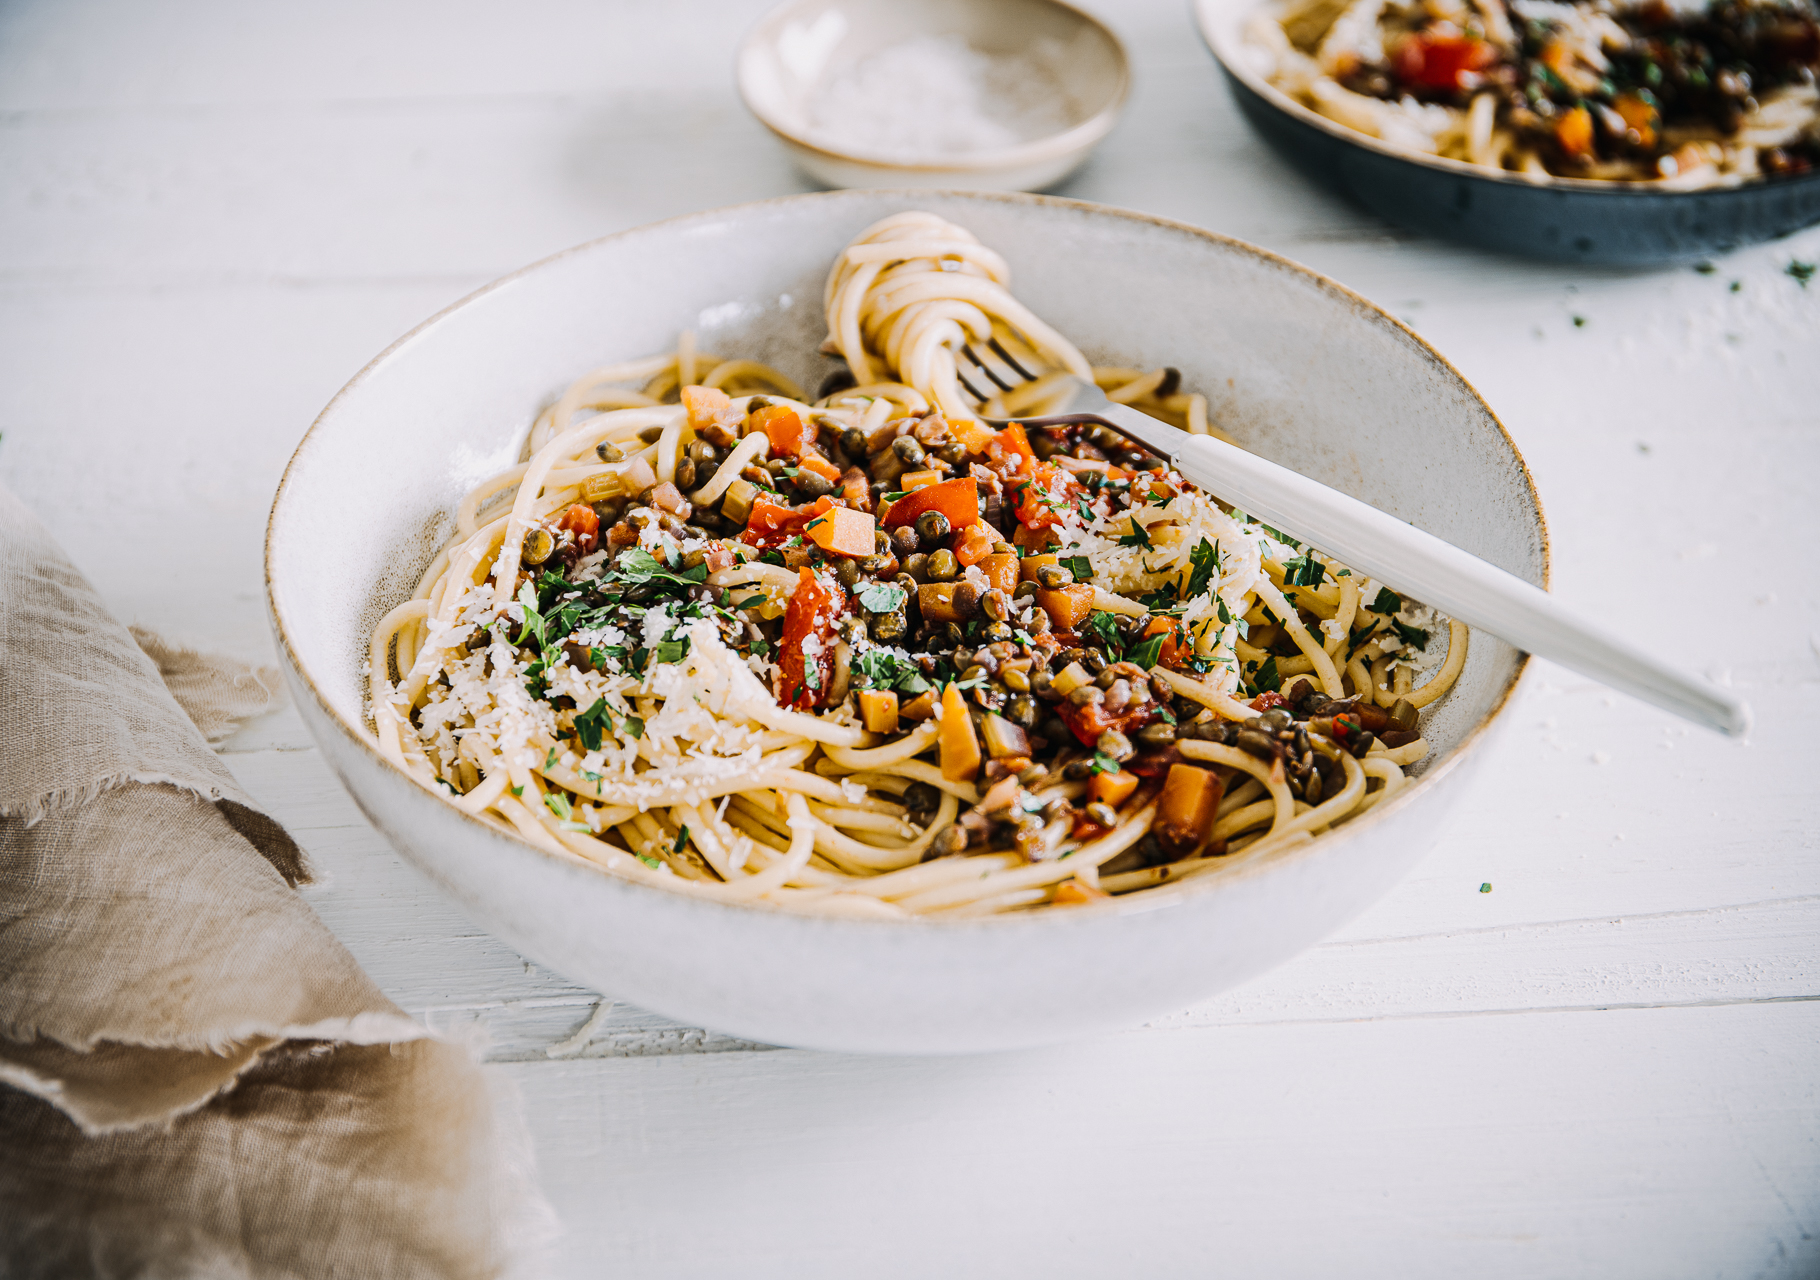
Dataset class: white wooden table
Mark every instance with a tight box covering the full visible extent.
[4,1,1817,1273]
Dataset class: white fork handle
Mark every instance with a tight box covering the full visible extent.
[1164,429,1750,737]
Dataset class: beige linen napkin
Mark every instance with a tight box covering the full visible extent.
[0,484,549,1276]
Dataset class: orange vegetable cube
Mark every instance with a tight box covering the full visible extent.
[804,506,877,558]
[948,417,997,453]
[859,689,899,734]
[899,469,943,491]
[900,690,938,722]
[917,582,964,624]
[1037,583,1095,631]
[798,452,843,485]
[1554,105,1593,159]
[952,520,995,567]
[681,384,732,430]
[977,553,1019,593]
[1088,769,1139,807]
[940,683,982,781]
[1019,553,1059,583]
[1155,763,1223,857]
[752,403,813,458]
[1014,522,1059,553]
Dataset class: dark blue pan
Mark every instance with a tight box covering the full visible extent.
[1193,0,1820,265]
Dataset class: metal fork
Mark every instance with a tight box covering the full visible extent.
[956,342,1749,737]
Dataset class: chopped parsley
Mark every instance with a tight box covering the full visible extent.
[857,583,907,613]
[573,698,612,751]
[1128,632,1165,670]
[1061,555,1093,581]
[1116,519,1153,549]
[1250,655,1281,694]
[1391,618,1430,651]
[1082,610,1124,658]
[1370,587,1403,615]
[1282,552,1327,588]
[1184,537,1221,601]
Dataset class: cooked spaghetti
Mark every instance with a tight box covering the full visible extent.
[368,212,1468,918]
[1245,0,1820,185]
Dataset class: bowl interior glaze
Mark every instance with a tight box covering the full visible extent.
[268,190,1543,1053]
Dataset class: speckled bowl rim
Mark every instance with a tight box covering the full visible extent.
[734,0,1132,175]
[1191,0,1820,200]
[265,188,1548,933]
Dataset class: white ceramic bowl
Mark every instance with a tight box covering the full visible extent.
[267,190,1545,1055]
[736,0,1129,191]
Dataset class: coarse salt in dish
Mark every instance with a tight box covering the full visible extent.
[803,35,1081,163]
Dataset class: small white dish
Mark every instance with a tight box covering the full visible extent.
[267,190,1545,1055]
[736,0,1130,191]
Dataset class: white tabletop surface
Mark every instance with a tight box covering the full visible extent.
[4,1,1817,1274]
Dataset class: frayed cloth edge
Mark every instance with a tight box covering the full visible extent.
[0,1011,430,1060]
[0,771,241,829]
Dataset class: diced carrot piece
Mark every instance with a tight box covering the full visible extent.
[918,583,964,624]
[1053,879,1111,906]
[978,552,1019,593]
[1037,583,1095,631]
[1013,521,1059,553]
[1614,92,1658,148]
[798,452,842,485]
[948,417,997,453]
[1554,105,1593,159]
[880,477,979,531]
[839,465,872,512]
[1088,769,1140,807]
[1155,763,1223,857]
[804,505,876,558]
[952,520,995,567]
[900,690,938,722]
[997,423,1036,464]
[681,385,733,430]
[753,403,813,458]
[940,683,983,781]
[1019,553,1060,583]
[859,689,899,734]
[899,469,943,492]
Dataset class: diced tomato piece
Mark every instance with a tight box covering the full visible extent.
[951,520,996,567]
[1009,464,1082,531]
[1057,695,1160,749]
[555,503,600,557]
[777,568,845,711]
[741,496,835,550]
[880,477,979,530]
[1391,29,1498,91]
[1249,690,1290,713]
[983,423,1036,476]
[753,404,814,459]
